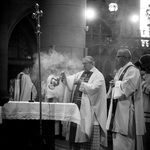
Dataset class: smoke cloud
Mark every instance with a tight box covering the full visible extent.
[31,49,83,82]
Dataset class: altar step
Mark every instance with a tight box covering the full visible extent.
[55,138,113,150]
[55,139,69,150]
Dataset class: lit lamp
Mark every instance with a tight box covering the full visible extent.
[85,8,96,50]
[86,8,96,21]
[107,1,118,43]
[85,8,96,31]
[108,2,118,12]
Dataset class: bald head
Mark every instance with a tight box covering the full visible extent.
[118,49,132,61]
[116,49,132,67]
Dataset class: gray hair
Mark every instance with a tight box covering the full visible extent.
[82,56,95,66]
[118,49,132,60]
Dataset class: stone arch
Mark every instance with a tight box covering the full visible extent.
[8,7,35,39]
[8,8,37,83]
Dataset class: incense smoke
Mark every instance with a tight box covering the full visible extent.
[31,49,82,82]
[30,49,83,102]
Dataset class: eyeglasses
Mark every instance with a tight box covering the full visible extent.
[82,62,90,64]
[116,56,125,58]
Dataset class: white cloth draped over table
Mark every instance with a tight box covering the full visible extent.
[1,101,81,125]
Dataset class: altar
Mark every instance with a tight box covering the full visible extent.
[0,101,81,150]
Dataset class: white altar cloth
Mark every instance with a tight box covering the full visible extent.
[2,101,81,125]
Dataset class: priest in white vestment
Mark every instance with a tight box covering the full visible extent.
[61,56,107,150]
[14,65,37,101]
[106,49,145,150]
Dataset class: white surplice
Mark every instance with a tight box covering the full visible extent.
[106,62,145,150]
[63,67,108,147]
[14,72,37,101]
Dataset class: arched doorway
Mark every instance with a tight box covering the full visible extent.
[8,14,37,90]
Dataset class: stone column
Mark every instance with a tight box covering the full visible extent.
[39,0,86,59]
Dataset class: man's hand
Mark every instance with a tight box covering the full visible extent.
[74,78,82,85]
[109,80,115,87]
[60,71,67,85]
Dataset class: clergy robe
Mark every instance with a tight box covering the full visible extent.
[142,73,150,123]
[141,73,150,150]
[63,67,107,147]
[106,62,145,150]
[14,72,37,101]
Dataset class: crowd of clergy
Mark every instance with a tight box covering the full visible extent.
[1,48,150,150]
